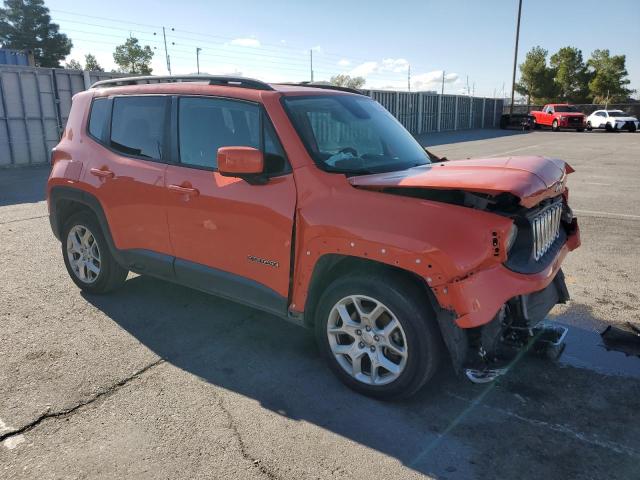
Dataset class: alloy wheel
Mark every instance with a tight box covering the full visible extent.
[66,225,101,284]
[326,295,408,385]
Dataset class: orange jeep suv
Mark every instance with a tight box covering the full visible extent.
[47,76,580,398]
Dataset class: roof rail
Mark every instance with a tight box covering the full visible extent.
[279,81,364,95]
[90,75,275,91]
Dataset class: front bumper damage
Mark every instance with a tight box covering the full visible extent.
[433,220,580,382]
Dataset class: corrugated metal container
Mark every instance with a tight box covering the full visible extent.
[0,49,31,66]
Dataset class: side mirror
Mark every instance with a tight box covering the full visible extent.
[217,146,266,184]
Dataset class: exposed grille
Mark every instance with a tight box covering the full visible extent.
[568,117,582,125]
[532,203,562,261]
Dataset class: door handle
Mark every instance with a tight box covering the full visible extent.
[90,168,114,178]
[168,184,199,196]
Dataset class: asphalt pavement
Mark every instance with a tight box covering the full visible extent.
[1,129,639,479]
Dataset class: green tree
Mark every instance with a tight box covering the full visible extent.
[113,37,153,75]
[65,58,81,70]
[84,53,102,71]
[0,0,72,67]
[330,74,366,89]
[587,49,634,103]
[515,46,556,105]
[550,47,590,103]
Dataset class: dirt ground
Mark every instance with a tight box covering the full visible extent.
[1,129,639,479]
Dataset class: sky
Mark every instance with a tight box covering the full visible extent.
[46,0,640,98]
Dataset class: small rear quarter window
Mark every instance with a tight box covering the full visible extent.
[88,98,109,140]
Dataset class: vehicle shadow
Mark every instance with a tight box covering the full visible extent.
[83,275,639,479]
[0,166,49,206]
[417,128,530,147]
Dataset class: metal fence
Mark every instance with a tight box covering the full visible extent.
[0,65,121,167]
[0,64,504,167]
[366,90,503,135]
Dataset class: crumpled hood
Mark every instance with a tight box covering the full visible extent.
[349,156,572,208]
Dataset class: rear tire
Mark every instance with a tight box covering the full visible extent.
[629,124,637,133]
[314,272,444,399]
[62,211,128,294]
[586,121,592,131]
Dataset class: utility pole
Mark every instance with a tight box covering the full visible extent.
[441,70,445,95]
[407,64,411,92]
[509,0,523,116]
[196,47,202,74]
[162,26,172,75]
[466,75,469,96]
[310,49,314,82]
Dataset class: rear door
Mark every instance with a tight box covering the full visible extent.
[84,95,173,273]
[164,96,296,315]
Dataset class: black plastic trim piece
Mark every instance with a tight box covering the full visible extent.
[174,259,288,318]
[91,75,275,91]
[120,249,175,280]
[279,82,364,95]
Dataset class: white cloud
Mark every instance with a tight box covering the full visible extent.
[348,57,411,79]
[230,38,261,48]
[410,70,459,91]
[381,58,409,73]
[338,58,351,67]
[349,61,379,77]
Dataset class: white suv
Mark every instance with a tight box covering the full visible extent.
[586,110,638,132]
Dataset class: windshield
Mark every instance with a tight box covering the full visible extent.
[608,111,629,117]
[554,105,580,113]
[282,95,430,174]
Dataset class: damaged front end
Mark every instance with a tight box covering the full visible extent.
[462,270,571,382]
[350,155,581,382]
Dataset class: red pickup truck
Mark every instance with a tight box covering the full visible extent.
[531,104,586,132]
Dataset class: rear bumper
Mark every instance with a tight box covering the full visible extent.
[433,219,580,329]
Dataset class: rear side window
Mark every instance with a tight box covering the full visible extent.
[178,97,288,174]
[88,98,109,140]
[110,96,168,160]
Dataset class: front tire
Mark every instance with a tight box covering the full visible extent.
[605,122,613,132]
[314,272,444,399]
[552,120,559,132]
[62,211,128,294]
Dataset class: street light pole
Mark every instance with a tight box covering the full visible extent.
[162,26,172,75]
[509,0,523,116]
[196,47,202,74]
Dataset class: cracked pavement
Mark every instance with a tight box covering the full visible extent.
[1,130,639,479]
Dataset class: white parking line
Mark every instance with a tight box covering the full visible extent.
[574,209,640,220]
[491,144,543,156]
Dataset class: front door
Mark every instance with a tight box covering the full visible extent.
[165,96,296,315]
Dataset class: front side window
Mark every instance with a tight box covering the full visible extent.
[178,97,287,173]
[283,95,430,175]
[179,97,259,169]
[88,98,109,140]
[110,96,168,160]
